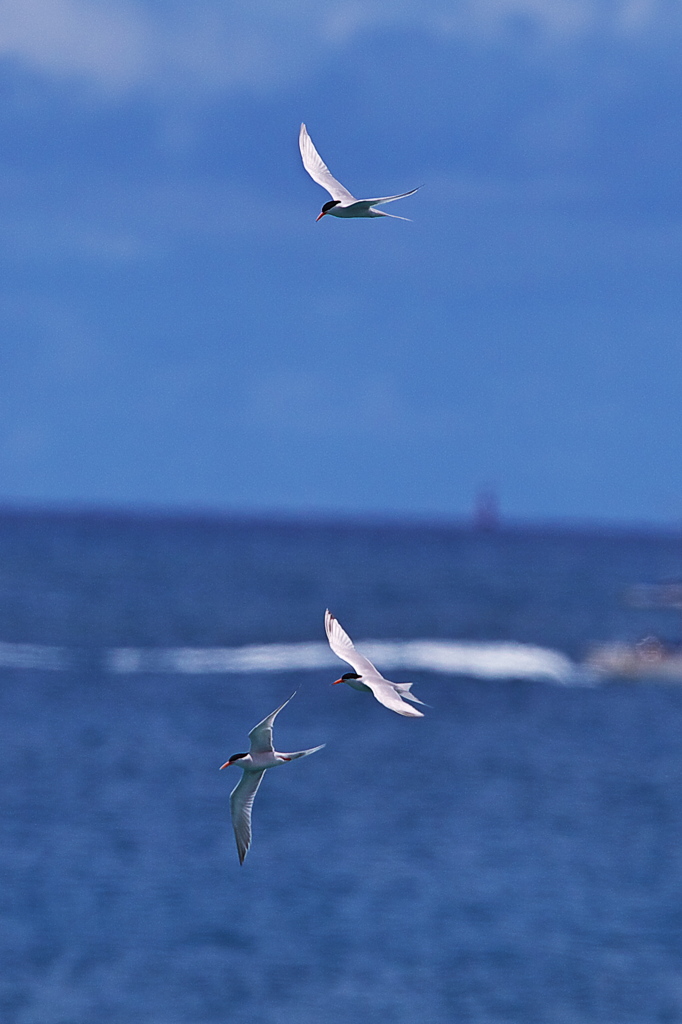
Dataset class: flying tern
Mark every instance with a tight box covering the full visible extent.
[220,693,325,864]
[325,609,425,717]
[299,123,420,221]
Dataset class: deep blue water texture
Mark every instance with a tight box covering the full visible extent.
[1,509,682,1024]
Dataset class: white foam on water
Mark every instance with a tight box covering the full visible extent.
[104,642,332,675]
[104,639,579,684]
[0,641,68,670]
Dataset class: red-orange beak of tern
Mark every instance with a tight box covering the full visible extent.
[219,761,231,770]
[316,211,326,222]
[332,677,343,685]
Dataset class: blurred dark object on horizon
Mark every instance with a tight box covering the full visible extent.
[473,486,500,531]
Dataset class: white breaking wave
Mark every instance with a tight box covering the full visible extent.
[0,641,68,670]
[0,637,582,682]
[104,639,579,684]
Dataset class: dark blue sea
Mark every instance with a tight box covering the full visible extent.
[2,508,682,1024]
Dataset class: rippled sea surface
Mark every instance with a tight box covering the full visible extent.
[2,509,682,1024]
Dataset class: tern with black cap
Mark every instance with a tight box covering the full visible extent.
[299,123,420,221]
[325,609,426,717]
[220,693,325,864]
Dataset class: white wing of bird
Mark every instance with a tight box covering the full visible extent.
[247,694,292,753]
[220,692,325,863]
[325,609,425,717]
[229,771,265,865]
[299,123,420,221]
[299,122,357,204]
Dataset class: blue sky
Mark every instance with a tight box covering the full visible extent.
[0,0,681,522]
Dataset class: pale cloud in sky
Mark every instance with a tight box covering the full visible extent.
[0,0,148,89]
[0,0,677,96]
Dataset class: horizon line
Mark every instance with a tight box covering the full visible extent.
[0,498,679,539]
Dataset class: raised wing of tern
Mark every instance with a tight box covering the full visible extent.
[299,122,356,204]
[299,123,420,221]
[247,694,291,753]
[220,692,325,864]
[325,609,425,717]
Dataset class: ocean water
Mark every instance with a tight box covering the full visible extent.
[2,509,682,1024]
